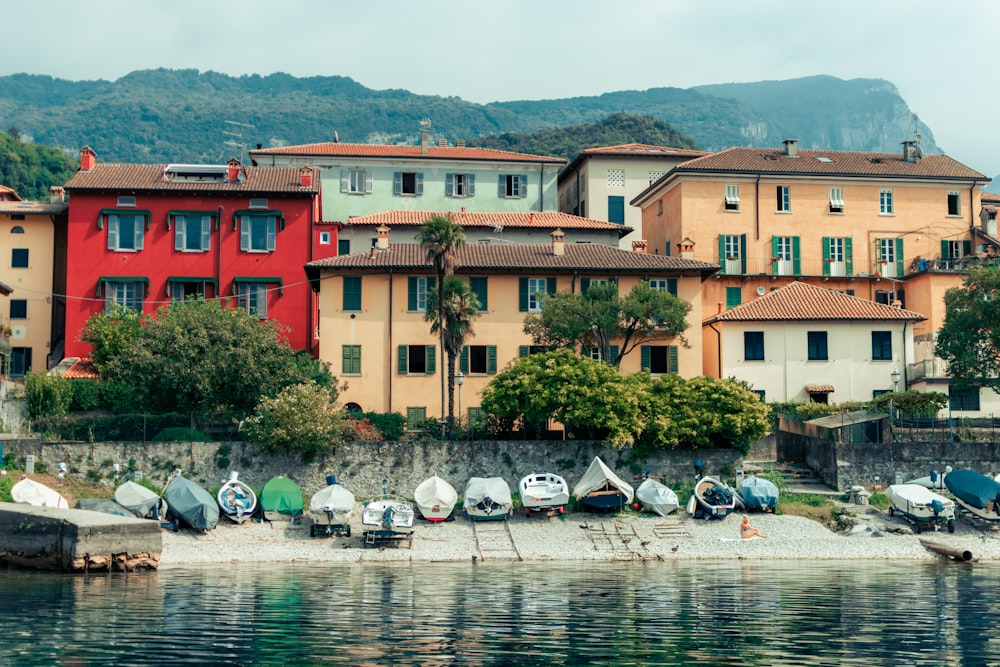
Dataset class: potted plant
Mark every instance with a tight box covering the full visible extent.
[0,325,11,338]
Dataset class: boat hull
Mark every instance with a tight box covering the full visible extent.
[692,477,736,520]
[519,473,570,511]
[11,479,69,509]
[945,469,1000,522]
[572,457,635,513]
[579,492,630,512]
[217,477,258,523]
[362,499,415,529]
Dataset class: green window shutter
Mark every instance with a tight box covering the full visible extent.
[941,240,949,260]
[668,346,679,374]
[895,237,904,278]
[426,346,436,374]
[365,170,373,193]
[546,277,557,295]
[201,216,212,250]
[726,286,742,309]
[667,278,678,296]
[487,345,497,374]
[609,345,619,365]
[428,276,436,291]
[342,346,361,374]
[641,345,651,372]
[445,173,454,196]
[240,216,250,251]
[498,175,506,197]
[519,174,528,197]
[822,237,831,276]
[393,172,402,195]
[340,169,348,193]
[771,236,779,276]
[740,234,747,273]
[175,217,186,251]
[408,277,418,311]
[519,345,529,358]
[581,278,591,295]
[718,235,727,274]
[398,345,408,374]
[470,277,488,311]
[460,346,469,373]
[519,277,529,311]
[792,236,801,275]
[343,276,361,311]
[963,240,972,256]
[845,237,853,276]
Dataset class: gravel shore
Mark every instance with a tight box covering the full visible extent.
[159,503,1000,566]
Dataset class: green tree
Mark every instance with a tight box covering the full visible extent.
[80,305,143,373]
[936,266,1000,392]
[426,276,481,428]
[416,215,466,432]
[240,381,345,458]
[523,281,691,367]
[24,370,73,418]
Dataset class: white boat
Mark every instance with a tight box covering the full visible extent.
[11,478,69,509]
[114,480,169,521]
[309,477,355,537]
[217,472,257,524]
[573,457,634,512]
[906,466,952,491]
[688,476,737,520]
[519,472,569,516]
[362,498,415,530]
[463,476,513,521]
[886,483,956,533]
[635,478,679,517]
[413,475,458,522]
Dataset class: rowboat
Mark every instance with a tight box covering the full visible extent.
[635,478,679,517]
[414,475,458,521]
[11,478,69,509]
[162,472,219,531]
[217,472,257,523]
[519,472,569,516]
[689,476,737,520]
[573,457,634,512]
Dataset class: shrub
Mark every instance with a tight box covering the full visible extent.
[360,412,405,441]
[25,371,73,418]
[69,380,100,411]
[342,416,382,442]
[240,381,345,458]
[152,427,211,442]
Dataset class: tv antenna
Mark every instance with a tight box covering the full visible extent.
[223,120,256,163]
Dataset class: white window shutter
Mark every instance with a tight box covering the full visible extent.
[468,174,475,196]
[393,172,402,195]
[416,172,423,195]
[107,215,118,250]
[445,173,454,196]
[519,174,528,197]
[365,170,374,193]
[499,175,506,197]
[340,169,348,193]
[135,217,144,250]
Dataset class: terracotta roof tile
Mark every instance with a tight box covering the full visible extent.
[805,385,835,393]
[345,210,627,231]
[0,201,67,215]
[981,190,1000,205]
[703,281,926,324]
[64,164,319,194]
[250,142,564,164]
[0,185,22,201]
[306,242,717,275]
[62,358,99,380]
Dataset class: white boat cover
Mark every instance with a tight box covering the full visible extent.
[310,484,355,515]
[11,478,69,509]
[635,478,679,517]
[464,477,513,507]
[115,480,168,520]
[414,476,457,517]
[572,457,634,504]
[887,484,955,517]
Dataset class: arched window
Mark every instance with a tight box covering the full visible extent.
[10,226,24,234]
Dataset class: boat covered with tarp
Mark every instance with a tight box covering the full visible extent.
[114,480,169,521]
[414,475,458,521]
[259,476,304,522]
[635,478,679,517]
[463,477,513,521]
[75,498,135,518]
[11,478,69,509]
[573,457,634,512]
[163,472,219,531]
[944,469,1000,522]
[310,477,356,536]
[739,475,780,512]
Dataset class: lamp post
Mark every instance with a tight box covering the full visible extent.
[890,367,901,434]
[456,371,465,428]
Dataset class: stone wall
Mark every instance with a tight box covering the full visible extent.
[0,381,26,434]
[1,438,743,499]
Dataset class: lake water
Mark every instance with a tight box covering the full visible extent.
[0,560,995,666]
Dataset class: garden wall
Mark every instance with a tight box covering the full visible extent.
[2,438,742,500]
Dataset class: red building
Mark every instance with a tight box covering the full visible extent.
[62,147,330,358]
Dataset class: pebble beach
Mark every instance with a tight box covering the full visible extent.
[159,504,1000,566]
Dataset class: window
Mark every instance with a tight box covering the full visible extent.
[3,347,31,379]
[950,386,980,411]
[648,278,678,296]
[469,277,488,312]
[10,226,24,234]
[107,214,145,251]
[657,200,663,216]
[406,407,427,425]
[338,239,350,255]
[725,286,742,309]
[174,214,212,252]
[393,171,424,196]
[772,235,800,276]
[875,289,905,309]
[343,168,371,194]
[823,237,852,277]
[876,237,903,277]
[807,331,828,361]
[9,299,26,319]
[519,277,555,312]
[871,331,893,361]
[581,278,611,296]
[608,196,625,224]
[641,345,679,374]
[236,282,270,319]
[753,390,766,402]
[343,276,362,311]
[408,277,436,312]
[446,173,475,197]
[117,196,136,207]
[239,215,277,252]
[249,198,269,209]
[744,331,765,361]
[585,344,619,364]
[168,278,215,302]
[649,171,666,185]
[947,191,961,216]
[342,345,361,375]
[460,345,498,375]
[880,189,894,214]
[725,184,740,211]
[11,249,28,268]
[319,231,331,245]
[829,187,844,213]
[776,186,790,212]
[499,174,527,198]
[943,240,971,259]
[105,281,144,313]
[398,345,436,375]
[607,169,625,188]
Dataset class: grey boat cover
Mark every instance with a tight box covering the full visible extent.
[163,475,219,531]
[76,498,135,518]
[740,475,780,511]
[635,478,678,517]
[309,483,355,514]
[572,457,635,504]
[945,469,1000,511]
[115,480,168,520]
[464,477,512,507]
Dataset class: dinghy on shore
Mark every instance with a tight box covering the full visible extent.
[635,478,679,517]
[689,476,737,520]
[217,472,257,524]
[11,478,69,509]
[519,472,569,516]
[573,457,634,512]
[463,477,513,521]
[944,469,1000,523]
[162,472,219,531]
[259,476,304,522]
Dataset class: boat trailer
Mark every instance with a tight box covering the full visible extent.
[361,528,413,548]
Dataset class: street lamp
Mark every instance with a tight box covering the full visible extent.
[889,368,901,432]
[456,371,465,426]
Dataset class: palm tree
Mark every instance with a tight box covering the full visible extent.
[416,215,466,436]
[426,277,481,430]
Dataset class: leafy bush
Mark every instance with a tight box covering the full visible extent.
[360,412,405,441]
[240,381,345,458]
[98,381,139,414]
[152,427,211,442]
[25,371,73,418]
[342,416,382,442]
[69,379,100,411]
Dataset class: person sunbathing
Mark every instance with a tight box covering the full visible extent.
[740,514,767,539]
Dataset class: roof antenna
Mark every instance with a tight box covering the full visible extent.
[910,113,923,159]
[224,120,256,164]
[333,130,339,143]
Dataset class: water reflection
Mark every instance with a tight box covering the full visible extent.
[0,561,997,665]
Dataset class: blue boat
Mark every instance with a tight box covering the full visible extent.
[572,457,634,512]
[739,475,779,512]
[944,469,1000,522]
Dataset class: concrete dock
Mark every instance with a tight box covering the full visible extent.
[0,502,162,571]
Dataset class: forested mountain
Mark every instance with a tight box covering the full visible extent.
[0,128,77,200]
[0,69,940,168]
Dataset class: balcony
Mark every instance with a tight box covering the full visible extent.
[909,254,1000,274]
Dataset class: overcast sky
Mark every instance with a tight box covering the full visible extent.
[3,0,998,177]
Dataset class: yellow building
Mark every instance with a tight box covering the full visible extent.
[305,228,717,420]
[0,186,67,377]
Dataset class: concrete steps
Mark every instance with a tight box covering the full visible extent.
[742,461,842,498]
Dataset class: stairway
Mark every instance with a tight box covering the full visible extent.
[742,461,841,497]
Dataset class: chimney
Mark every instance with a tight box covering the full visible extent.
[456,139,465,148]
[227,158,242,183]
[420,131,429,155]
[529,212,535,225]
[551,228,565,256]
[783,139,798,157]
[79,146,96,171]
[717,302,723,314]
[902,140,920,163]
[438,138,447,147]
[49,186,65,204]
[375,224,390,250]
[631,239,648,253]
[678,237,696,260]
[299,166,313,187]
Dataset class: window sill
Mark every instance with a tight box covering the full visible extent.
[242,249,274,254]
[396,193,421,197]
[723,208,741,213]
[828,211,844,215]
[775,210,792,214]
[879,213,895,217]
[111,249,140,253]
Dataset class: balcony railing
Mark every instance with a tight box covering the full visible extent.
[699,253,1000,279]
